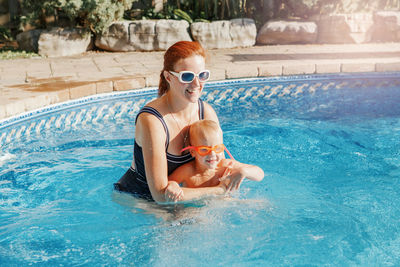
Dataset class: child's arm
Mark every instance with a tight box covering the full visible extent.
[168,161,194,185]
[235,162,264,182]
[219,159,264,191]
[165,162,228,202]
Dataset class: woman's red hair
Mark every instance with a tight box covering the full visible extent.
[158,41,206,97]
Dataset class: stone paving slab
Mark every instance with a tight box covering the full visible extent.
[1,43,400,120]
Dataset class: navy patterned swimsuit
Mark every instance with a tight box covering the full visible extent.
[114,99,204,200]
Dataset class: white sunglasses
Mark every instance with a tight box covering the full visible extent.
[169,70,210,83]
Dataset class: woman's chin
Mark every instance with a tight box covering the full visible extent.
[185,89,201,102]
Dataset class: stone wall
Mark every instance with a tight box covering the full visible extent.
[17,28,92,57]
[369,11,400,42]
[15,11,400,57]
[95,20,192,52]
[96,18,257,52]
[257,11,400,45]
[316,13,374,44]
[190,19,257,49]
[256,20,317,45]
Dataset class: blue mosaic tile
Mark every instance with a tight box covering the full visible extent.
[1,72,400,147]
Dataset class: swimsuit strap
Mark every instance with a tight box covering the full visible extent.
[198,98,204,120]
[135,106,170,148]
[135,99,204,150]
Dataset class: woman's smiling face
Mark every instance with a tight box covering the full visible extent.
[165,55,207,103]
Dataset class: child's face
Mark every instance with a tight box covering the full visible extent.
[191,131,224,170]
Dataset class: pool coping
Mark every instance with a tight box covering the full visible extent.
[2,71,400,130]
[2,71,400,148]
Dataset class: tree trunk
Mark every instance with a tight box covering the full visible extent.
[8,0,19,20]
[8,0,20,32]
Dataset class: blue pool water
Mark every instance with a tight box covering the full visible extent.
[1,73,400,265]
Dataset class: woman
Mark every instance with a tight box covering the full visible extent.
[114,41,227,203]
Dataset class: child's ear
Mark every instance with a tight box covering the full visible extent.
[190,149,195,157]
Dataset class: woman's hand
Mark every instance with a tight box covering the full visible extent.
[164,181,184,202]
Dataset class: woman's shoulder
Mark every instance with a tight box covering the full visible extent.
[201,101,219,122]
[136,98,167,128]
[145,97,163,110]
[139,96,168,117]
[201,100,213,109]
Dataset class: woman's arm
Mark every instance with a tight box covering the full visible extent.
[136,112,170,203]
[164,164,190,202]
[179,185,226,201]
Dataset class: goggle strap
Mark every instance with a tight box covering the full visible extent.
[180,146,193,153]
[224,147,235,160]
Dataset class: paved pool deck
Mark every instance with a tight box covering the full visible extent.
[1,43,400,121]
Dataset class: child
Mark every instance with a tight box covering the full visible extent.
[165,120,264,202]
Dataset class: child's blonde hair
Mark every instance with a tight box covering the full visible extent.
[189,120,222,144]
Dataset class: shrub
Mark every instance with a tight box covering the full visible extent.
[20,0,136,34]
[130,0,400,29]
[18,0,400,34]
[0,26,13,42]
[131,0,246,22]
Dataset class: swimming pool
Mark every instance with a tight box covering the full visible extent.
[1,72,400,265]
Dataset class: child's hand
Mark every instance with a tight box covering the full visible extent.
[164,181,183,202]
[218,164,231,193]
[219,161,246,192]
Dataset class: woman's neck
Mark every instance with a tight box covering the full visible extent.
[165,92,197,118]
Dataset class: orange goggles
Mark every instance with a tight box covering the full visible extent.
[181,144,235,159]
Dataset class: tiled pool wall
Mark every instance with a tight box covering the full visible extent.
[1,72,400,148]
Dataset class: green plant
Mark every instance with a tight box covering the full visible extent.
[174,9,193,23]
[20,0,398,35]
[130,0,249,22]
[0,27,13,42]
[0,46,40,60]
[20,0,137,34]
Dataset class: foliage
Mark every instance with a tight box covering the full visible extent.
[129,0,400,29]
[0,46,40,60]
[130,0,247,22]
[15,0,400,35]
[20,0,136,34]
[0,26,38,60]
[0,27,13,42]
